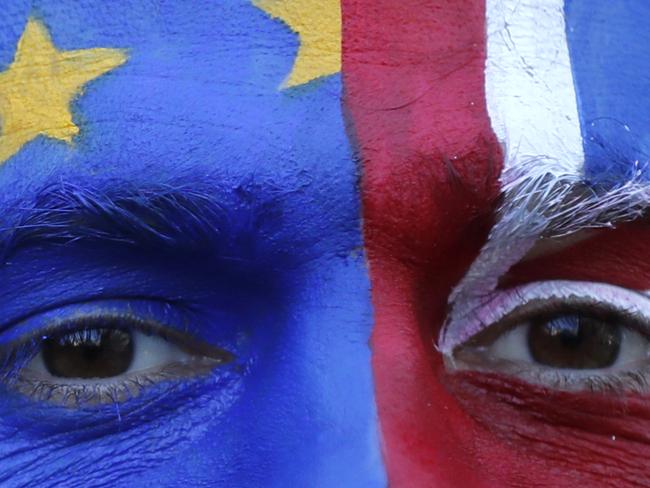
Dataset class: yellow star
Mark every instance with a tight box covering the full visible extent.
[0,18,127,164]
[253,0,341,88]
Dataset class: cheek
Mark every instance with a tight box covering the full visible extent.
[448,373,650,487]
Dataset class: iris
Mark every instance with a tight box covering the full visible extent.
[527,315,622,369]
[42,327,134,379]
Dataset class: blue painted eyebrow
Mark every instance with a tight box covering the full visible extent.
[0,181,281,262]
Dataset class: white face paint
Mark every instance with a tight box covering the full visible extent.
[485,0,584,174]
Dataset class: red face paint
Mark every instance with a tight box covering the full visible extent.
[343,0,503,485]
[448,372,650,487]
[343,1,650,486]
[505,222,650,291]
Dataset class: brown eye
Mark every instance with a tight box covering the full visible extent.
[528,316,622,369]
[42,329,134,379]
[2,313,235,407]
[444,282,650,392]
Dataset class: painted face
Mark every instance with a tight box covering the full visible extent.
[0,1,648,487]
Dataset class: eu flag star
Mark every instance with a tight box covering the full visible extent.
[0,18,127,164]
[253,0,341,88]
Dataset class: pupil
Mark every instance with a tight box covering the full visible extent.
[42,328,134,379]
[527,315,622,369]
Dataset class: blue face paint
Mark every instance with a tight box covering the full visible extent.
[565,0,650,185]
[0,2,386,486]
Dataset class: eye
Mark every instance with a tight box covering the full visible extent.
[523,314,624,369]
[0,313,233,406]
[443,281,650,392]
[38,328,137,379]
[478,312,647,371]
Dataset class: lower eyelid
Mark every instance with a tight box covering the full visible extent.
[15,354,225,407]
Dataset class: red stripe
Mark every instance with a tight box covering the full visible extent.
[342,1,503,486]
[504,223,650,290]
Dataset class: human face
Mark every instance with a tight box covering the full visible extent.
[1,1,650,487]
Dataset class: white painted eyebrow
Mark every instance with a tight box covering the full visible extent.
[438,161,650,353]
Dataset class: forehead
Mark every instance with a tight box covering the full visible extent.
[0,1,348,208]
[0,2,648,223]
[486,0,650,184]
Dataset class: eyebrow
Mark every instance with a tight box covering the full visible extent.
[439,157,650,352]
[470,158,650,284]
[0,181,275,262]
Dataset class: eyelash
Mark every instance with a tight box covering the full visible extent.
[440,281,650,353]
[0,313,231,407]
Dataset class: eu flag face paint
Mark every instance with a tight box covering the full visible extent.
[0,2,385,486]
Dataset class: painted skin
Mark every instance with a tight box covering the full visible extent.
[1,1,650,487]
[346,0,650,487]
[0,2,384,487]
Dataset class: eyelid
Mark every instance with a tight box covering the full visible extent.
[0,299,186,346]
[439,280,650,356]
[0,299,233,364]
[519,230,598,262]
[0,295,182,341]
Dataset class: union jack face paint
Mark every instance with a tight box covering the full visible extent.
[0,1,649,487]
[347,0,650,486]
